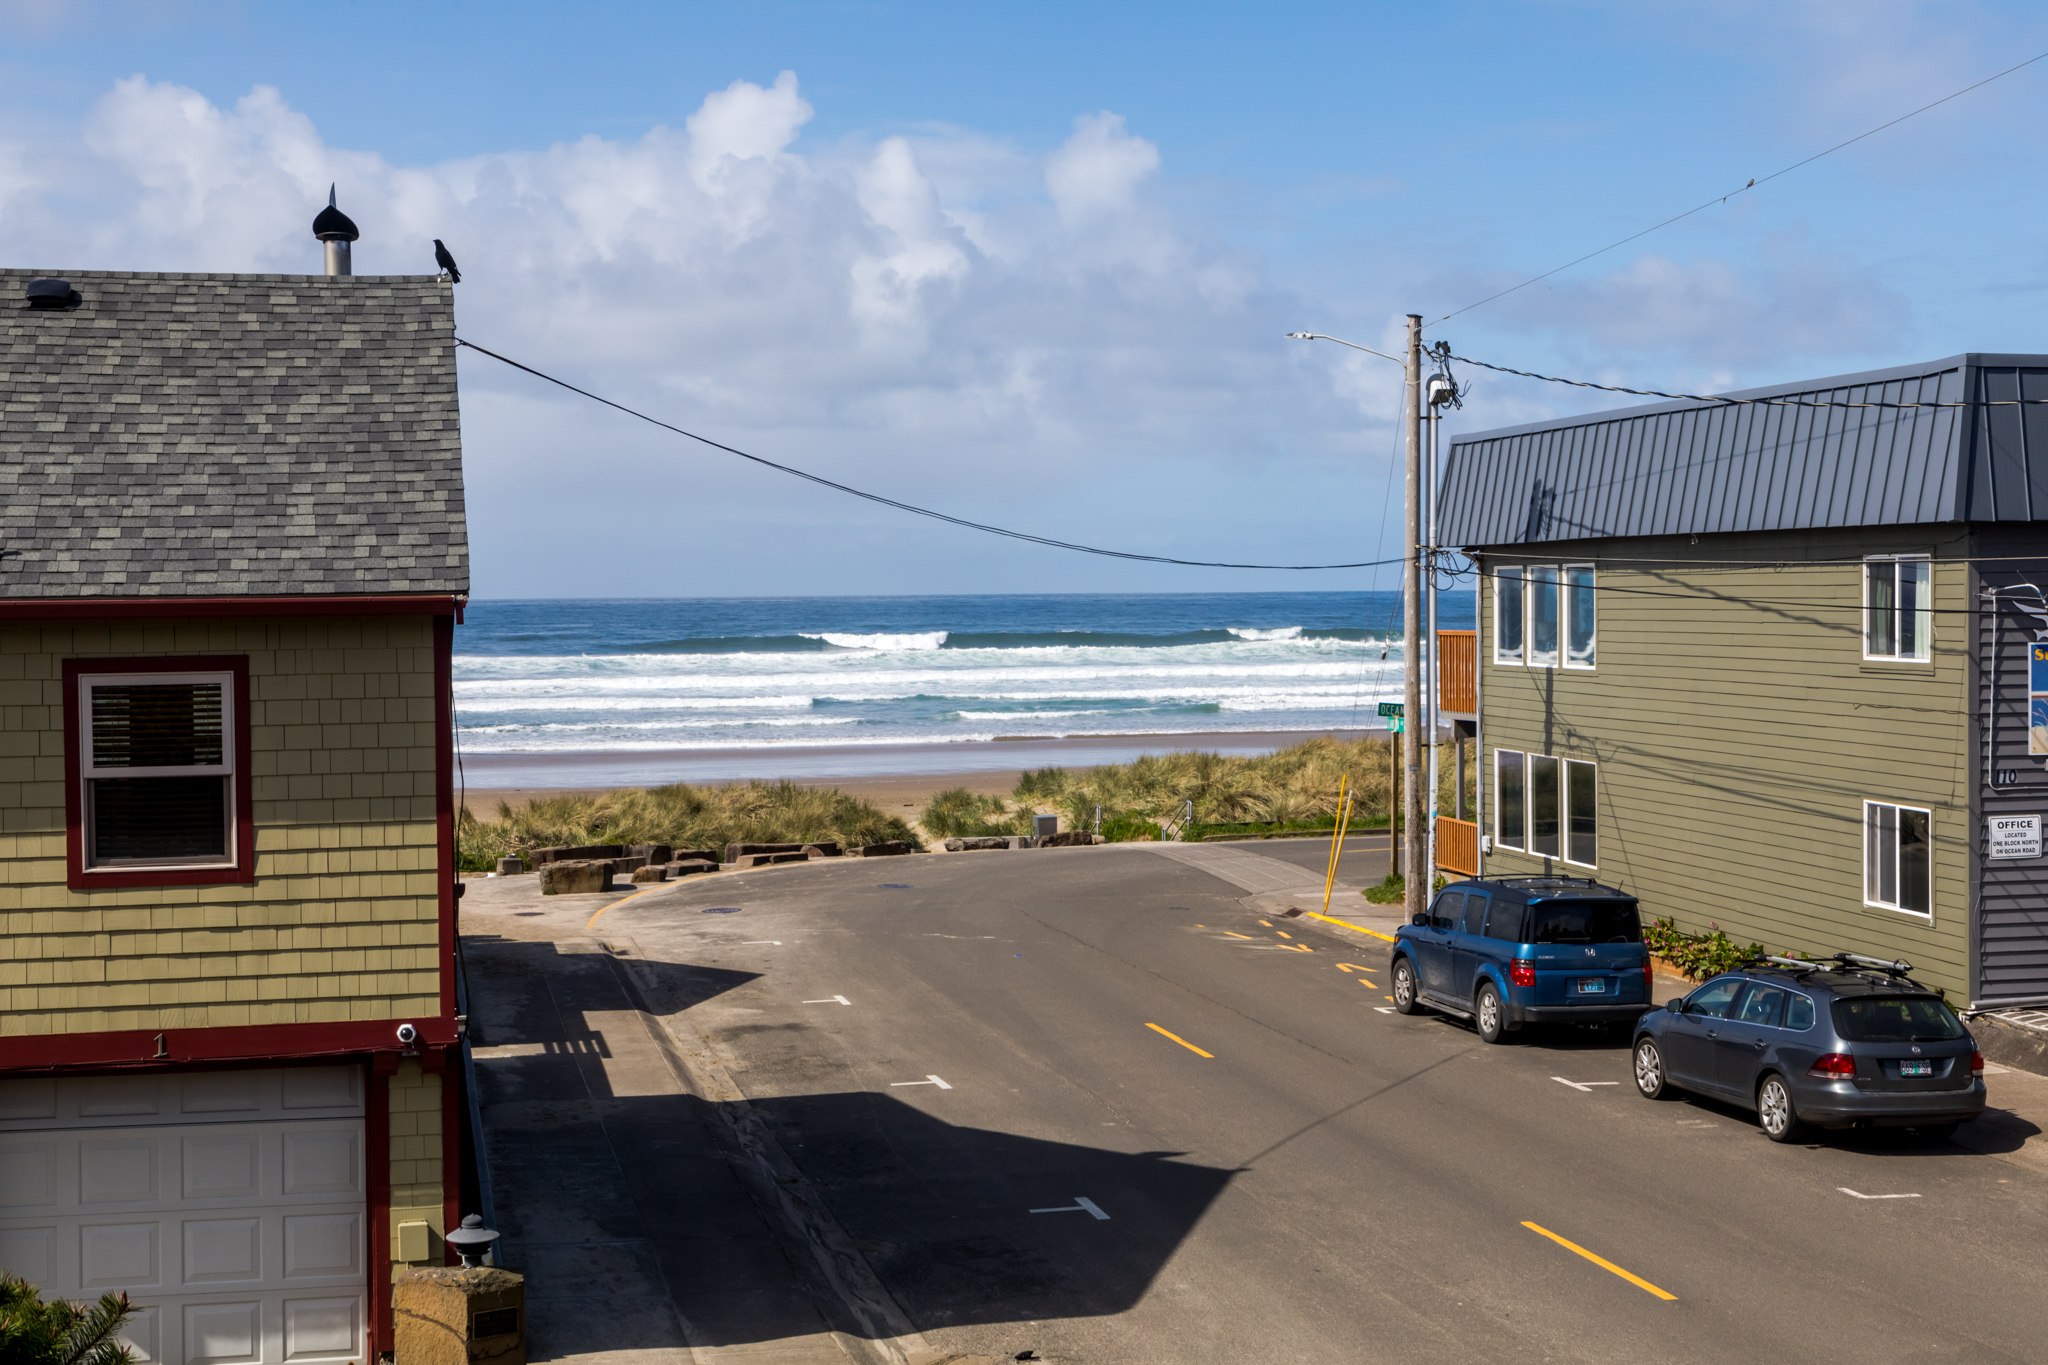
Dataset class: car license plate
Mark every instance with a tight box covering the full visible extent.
[1576,978,1606,994]
[1899,1060,1934,1077]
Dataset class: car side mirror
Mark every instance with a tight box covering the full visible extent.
[1667,998,1685,1014]
[1410,912,1428,927]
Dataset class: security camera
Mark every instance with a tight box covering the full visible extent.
[396,1023,418,1046]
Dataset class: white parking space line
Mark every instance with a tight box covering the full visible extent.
[1838,1187,1921,1200]
[890,1075,953,1090]
[1374,1006,1398,1015]
[742,939,783,945]
[1030,1197,1111,1220]
[1552,1077,1621,1092]
[803,995,852,1005]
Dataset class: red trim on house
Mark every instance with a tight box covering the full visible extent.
[62,655,256,891]
[0,593,462,621]
[441,1046,464,1264]
[366,1055,395,1359]
[435,614,458,1017]
[0,1017,460,1074]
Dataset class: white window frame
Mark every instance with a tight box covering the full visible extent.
[1494,567,1525,665]
[1862,555,1932,663]
[1528,754,1562,857]
[1527,566,1561,668]
[1862,799,1933,920]
[1562,757,1597,867]
[78,669,237,871]
[1562,564,1596,670]
[1494,748,1526,851]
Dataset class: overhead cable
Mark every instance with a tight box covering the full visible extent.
[1443,350,2048,410]
[1435,49,2048,323]
[454,338,1398,572]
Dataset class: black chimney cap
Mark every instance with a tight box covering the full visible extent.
[313,184,359,243]
[24,278,81,310]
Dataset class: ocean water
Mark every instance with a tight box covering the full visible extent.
[454,592,1474,783]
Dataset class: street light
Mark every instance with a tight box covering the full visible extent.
[1290,325,1427,913]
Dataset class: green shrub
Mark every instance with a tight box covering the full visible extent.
[1012,767,1069,803]
[1643,916,1763,980]
[1098,811,1160,842]
[456,781,917,871]
[918,787,1035,839]
[0,1273,137,1365]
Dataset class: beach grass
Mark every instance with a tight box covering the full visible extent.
[457,779,917,871]
[918,787,1037,838]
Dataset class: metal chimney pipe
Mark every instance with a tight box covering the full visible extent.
[312,185,360,277]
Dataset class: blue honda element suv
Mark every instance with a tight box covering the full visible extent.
[1389,877,1652,1043]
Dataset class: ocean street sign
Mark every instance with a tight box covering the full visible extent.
[1387,717,1405,734]
[1989,814,2042,860]
[1377,702,1404,718]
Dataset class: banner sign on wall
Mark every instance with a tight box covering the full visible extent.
[2032,644,2048,757]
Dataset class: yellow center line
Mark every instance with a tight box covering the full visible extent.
[1520,1222,1677,1301]
[1221,930,1254,940]
[1275,930,1292,939]
[1355,977,1379,987]
[1258,919,1274,927]
[585,883,665,932]
[1302,909,1397,943]
[1145,1022,1215,1058]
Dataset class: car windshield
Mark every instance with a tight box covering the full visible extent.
[1832,995,1967,1043]
[1525,899,1641,944]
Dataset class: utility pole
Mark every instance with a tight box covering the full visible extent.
[1402,314,1426,922]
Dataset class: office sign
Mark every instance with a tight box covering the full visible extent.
[2032,644,2048,756]
[1990,814,2042,860]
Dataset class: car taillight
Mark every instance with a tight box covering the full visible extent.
[1972,1050,1985,1075]
[1808,1053,1857,1078]
[1510,959,1536,988]
[1642,962,1653,996]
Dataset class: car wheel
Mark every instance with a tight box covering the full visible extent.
[1475,982,1510,1044]
[1757,1073,1803,1143]
[1633,1037,1674,1100]
[1391,956,1422,1015]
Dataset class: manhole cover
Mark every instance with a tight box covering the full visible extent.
[702,906,744,915]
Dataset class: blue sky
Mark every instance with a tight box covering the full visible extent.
[4,1,2045,597]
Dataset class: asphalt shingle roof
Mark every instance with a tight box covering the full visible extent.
[0,269,468,599]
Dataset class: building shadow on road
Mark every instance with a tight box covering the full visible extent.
[464,935,1237,1359]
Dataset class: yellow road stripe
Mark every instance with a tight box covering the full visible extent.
[1222,930,1254,940]
[1275,930,1293,939]
[1303,910,1397,943]
[1355,977,1379,987]
[1145,1022,1215,1058]
[1520,1222,1677,1301]
[1283,943,1313,953]
[1258,919,1274,927]
[585,883,663,932]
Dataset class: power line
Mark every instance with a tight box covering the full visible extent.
[1435,49,2048,324]
[1442,349,2048,410]
[454,338,1399,573]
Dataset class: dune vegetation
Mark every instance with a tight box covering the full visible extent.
[457,780,918,871]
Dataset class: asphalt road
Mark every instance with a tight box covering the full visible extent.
[570,839,2048,1364]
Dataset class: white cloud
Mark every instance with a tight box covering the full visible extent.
[0,72,1404,593]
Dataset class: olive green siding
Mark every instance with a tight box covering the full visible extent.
[1478,527,1973,999]
[387,1061,446,1274]
[0,616,441,1037]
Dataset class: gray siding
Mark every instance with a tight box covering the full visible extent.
[1478,527,1973,1000]
[1969,526,2048,1003]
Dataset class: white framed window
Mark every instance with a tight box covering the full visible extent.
[1529,754,1561,856]
[79,671,236,870]
[1863,800,1932,918]
[1563,564,1596,669]
[1494,749,1525,851]
[1564,758,1597,866]
[1864,556,1931,662]
[1495,566,1525,664]
[1528,566,1560,667]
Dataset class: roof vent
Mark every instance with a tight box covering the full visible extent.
[24,278,81,310]
[312,184,360,277]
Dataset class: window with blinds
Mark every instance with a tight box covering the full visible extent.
[80,674,235,867]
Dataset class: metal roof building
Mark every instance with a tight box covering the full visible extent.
[1438,353,2048,549]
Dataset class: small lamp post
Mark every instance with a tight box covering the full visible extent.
[446,1214,500,1269]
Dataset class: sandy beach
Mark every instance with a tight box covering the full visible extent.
[458,728,1377,815]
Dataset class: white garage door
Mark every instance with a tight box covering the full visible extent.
[0,1066,368,1365]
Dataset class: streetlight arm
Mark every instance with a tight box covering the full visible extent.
[1285,332,1406,366]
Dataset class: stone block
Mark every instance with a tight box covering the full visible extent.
[495,856,527,875]
[943,837,1011,852]
[530,844,624,866]
[607,855,645,877]
[724,841,804,864]
[670,849,721,865]
[393,1265,525,1365]
[801,841,843,858]
[1036,831,1101,848]
[626,843,673,865]
[664,859,717,877]
[629,864,668,884]
[538,860,609,895]
[737,850,808,868]
[858,841,918,857]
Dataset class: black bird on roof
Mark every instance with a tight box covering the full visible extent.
[433,239,461,284]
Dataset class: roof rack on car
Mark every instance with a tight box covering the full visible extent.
[1761,953,1829,976]
[1833,952,1915,977]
